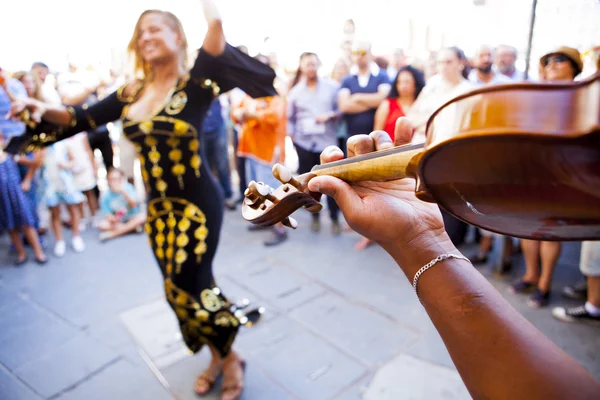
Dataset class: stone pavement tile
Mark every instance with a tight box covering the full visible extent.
[0,283,21,311]
[404,319,456,369]
[333,373,374,400]
[236,316,367,400]
[55,359,171,400]
[0,317,78,371]
[289,250,432,331]
[160,348,297,400]
[228,260,327,311]
[290,293,419,366]
[13,334,120,398]
[119,299,190,369]
[0,365,41,400]
[85,316,138,351]
[0,296,59,343]
[363,354,469,400]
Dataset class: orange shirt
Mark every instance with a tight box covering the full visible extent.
[233,95,285,165]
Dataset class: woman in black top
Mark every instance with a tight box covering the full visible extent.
[7,2,275,399]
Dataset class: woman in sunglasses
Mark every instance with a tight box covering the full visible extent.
[509,46,583,308]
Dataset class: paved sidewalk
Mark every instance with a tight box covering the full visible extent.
[1,210,598,400]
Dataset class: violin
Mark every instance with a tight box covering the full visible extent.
[242,71,600,241]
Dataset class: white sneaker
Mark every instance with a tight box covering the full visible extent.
[72,236,85,253]
[54,241,66,257]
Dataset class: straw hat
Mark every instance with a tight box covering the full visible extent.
[540,46,583,77]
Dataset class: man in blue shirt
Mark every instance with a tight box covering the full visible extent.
[338,41,391,148]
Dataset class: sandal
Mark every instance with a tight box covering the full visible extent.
[508,280,537,294]
[221,358,246,400]
[194,362,223,396]
[527,289,550,309]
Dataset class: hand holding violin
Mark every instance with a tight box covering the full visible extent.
[309,119,455,270]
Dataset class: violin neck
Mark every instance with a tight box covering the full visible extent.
[310,142,424,182]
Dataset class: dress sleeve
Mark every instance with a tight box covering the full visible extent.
[5,85,133,155]
[190,43,277,99]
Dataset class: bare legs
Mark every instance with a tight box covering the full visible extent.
[97,213,145,241]
[521,240,562,292]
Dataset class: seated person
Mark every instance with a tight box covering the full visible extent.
[98,168,145,241]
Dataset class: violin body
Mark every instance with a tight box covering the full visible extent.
[414,72,600,240]
[242,72,600,241]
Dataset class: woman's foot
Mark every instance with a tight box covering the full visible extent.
[221,352,245,400]
[527,288,550,308]
[15,254,28,266]
[194,358,223,396]
[508,280,537,294]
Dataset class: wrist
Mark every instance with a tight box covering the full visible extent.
[381,231,459,278]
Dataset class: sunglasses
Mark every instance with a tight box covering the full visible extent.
[543,54,569,66]
[352,50,367,56]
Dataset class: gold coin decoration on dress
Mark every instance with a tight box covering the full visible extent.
[215,311,231,327]
[195,309,210,322]
[189,139,199,152]
[155,218,165,232]
[144,136,157,147]
[140,120,154,134]
[151,165,163,178]
[155,247,165,260]
[195,226,208,240]
[178,218,191,232]
[173,120,189,135]
[172,164,186,176]
[200,289,223,312]
[195,242,207,256]
[169,149,182,162]
[176,292,188,306]
[165,91,188,115]
[166,137,180,148]
[190,155,202,177]
[175,248,188,264]
[155,233,165,247]
[176,233,189,248]
[149,150,161,163]
[163,200,173,211]
[156,180,167,192]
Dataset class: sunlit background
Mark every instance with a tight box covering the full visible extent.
[2,0,599,77]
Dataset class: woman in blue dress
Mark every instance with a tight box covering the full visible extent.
[0,133,47,265]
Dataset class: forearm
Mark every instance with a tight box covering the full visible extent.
[384,234,600,399]
[122,192,138,209]
[62,89,94,107]
[354,93,386,109]
[339,98,371,113]
[200,0,225,55]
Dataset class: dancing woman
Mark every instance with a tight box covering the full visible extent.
[7,1,276,398]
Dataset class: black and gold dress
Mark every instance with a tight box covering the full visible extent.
[7,44,277,357]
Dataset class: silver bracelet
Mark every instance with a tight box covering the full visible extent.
[412,253,471,295]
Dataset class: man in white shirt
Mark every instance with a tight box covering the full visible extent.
[469,45,514,86]
[494,45,526,81]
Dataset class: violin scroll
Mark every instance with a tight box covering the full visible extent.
[241,164,323,229]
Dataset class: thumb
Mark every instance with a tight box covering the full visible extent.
[308,176,363,213]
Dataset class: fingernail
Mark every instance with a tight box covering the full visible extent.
[308,181,319,192]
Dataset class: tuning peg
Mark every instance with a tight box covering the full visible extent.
[272,164,302,190]
[246,181,279,204]
[282,216,298,229]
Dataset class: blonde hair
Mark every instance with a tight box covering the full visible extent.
[127,9,189,80]
[12,70,42,100]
